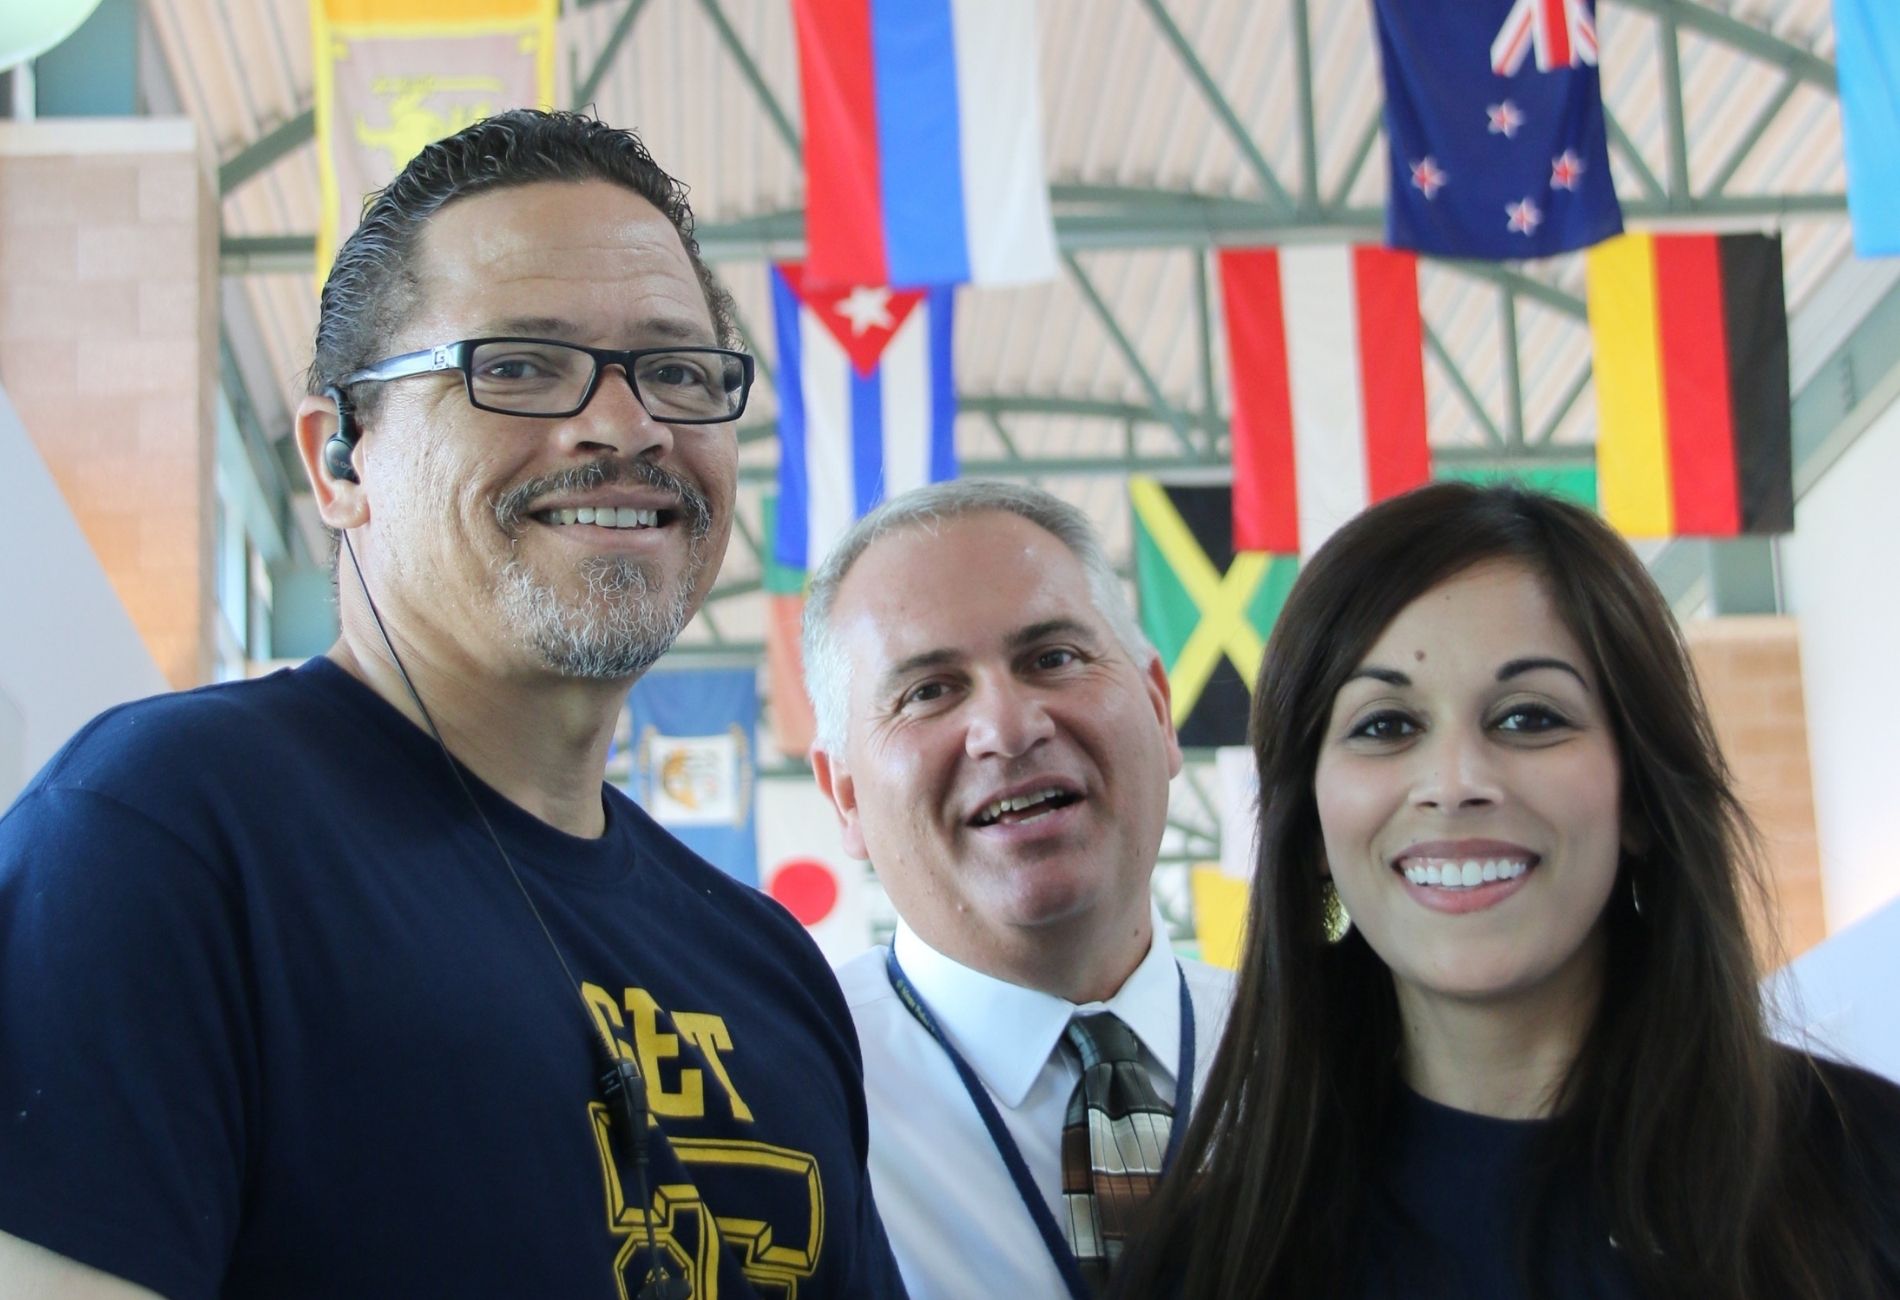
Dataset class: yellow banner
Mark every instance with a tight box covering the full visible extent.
[313,0,558,276]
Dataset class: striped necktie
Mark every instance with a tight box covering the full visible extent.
[1059,1011,1173,1294]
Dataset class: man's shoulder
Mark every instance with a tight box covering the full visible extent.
[21,665,337,806]
[834,944,898,1010]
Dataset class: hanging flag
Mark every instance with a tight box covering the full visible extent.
[758,780,874,965]
[312,0,556,274]
[1189,867,1250,971]
[1586,232,1792,538]
[1372,0,1622,260]
[791,0,1058,288]
[1219,246,1432,556]
[1835,0,1900,257]
[762,495,818,763]
[1129,479,1298,750]
[614,668,759,886]
[771,262,958,572]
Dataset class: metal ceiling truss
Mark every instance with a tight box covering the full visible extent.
[210,0,1854,648]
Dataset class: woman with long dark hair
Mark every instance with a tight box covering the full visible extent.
[1116,482,1900,1299]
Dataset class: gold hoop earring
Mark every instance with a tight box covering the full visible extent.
[1321,879,1352,943]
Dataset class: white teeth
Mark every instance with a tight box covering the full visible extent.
[545,506,661,528]
[976,787,1067,825]
[1400,858,1532,889]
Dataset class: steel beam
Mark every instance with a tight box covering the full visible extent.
[1444,260,1587,320]
[571,0,651,112]
[696,0,799,156]
[1327,112,1384,211]
[1607,0,1836,91]
[1532,368,1591,447]
[985,411,1023,460]
[1291,0,1321,210]
[1702,73,1799,200]
[1500,289,1525,448]
[1062,251,1199,456]
[1424,324,1505,449]
[1603,104,1667,201]
[1657,15,1693,203]
[218,107,314,195]
[226,184,1848,274]
[1194,250,1221,457]
[1138,0,1295,215]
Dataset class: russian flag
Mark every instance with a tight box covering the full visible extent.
[793,0,1058,289]
[1220,246,1433,556]
[772,263,958,571]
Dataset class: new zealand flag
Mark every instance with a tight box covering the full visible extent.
[1374,0,1623,260]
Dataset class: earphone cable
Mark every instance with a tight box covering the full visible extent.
[341,529,682,1297]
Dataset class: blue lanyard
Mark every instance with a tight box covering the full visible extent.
[884,948,1196,1300]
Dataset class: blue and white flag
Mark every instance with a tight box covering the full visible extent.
[1836,0,1900,257]
[1374,0,1623,260]
[772,262,957,571]
[614,667,758,886]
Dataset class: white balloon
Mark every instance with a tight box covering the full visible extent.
[1,0,106,71]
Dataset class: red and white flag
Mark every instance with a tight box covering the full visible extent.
[1219,246,1432,556]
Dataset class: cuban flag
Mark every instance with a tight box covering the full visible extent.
[792,0,1058,289]
[772,263,957,571]
[1374,0,1622,260]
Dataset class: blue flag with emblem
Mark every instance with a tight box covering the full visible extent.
[1373,0,1622,259]
[613,667,758,886]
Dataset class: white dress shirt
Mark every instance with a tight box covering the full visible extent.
[837,916,1235,1300]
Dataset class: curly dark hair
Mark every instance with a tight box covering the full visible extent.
[306,108,736,408]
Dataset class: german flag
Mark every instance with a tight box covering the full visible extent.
[1130,479,1297,749]
[1586,232,1793,538]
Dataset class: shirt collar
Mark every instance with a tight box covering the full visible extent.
[890,910,1183,1109]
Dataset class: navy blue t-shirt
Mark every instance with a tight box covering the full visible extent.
[1354,1088,1637,1299]
[1354,1063,1900,1299]
[0,659,906,1299]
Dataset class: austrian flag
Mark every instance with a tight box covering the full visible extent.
[1219,247,1432,556]
[771,264,957,572]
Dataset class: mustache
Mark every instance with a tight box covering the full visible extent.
[492,458,714,540]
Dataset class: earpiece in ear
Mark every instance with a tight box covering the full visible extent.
[322,385,360,483]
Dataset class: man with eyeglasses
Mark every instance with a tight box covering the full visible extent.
[0,110,906,1300]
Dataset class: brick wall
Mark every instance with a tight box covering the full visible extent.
[0,119,219,689]
[1684,616,1826,967]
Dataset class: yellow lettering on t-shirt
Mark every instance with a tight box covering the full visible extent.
[673,1012,755,1122]
[625,986,704,1118]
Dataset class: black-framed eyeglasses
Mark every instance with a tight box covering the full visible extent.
[338,337,755,424]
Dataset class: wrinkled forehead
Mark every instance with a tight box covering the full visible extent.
[833,513,1106,670]
[401,181,710,336]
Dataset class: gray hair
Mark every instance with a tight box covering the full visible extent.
[801,480,1154,751]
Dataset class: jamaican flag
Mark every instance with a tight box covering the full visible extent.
[1130,478,1298,749]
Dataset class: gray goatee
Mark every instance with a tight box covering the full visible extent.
[491,458,715,679]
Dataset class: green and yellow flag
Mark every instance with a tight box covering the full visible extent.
[313,0,557,274]
[1130,478,1297,749]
